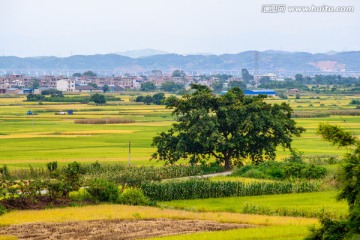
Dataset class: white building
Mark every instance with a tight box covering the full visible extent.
[56,79,75,92]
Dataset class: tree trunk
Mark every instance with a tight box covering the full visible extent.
[224,156,231,170]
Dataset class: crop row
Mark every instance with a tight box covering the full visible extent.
[141,179,320,201]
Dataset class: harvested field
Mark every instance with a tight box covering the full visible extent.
[0,219,251,240]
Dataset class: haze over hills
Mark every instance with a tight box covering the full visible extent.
[1,50,360,75]
[112,49,169,58]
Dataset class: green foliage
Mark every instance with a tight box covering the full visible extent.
[317,123,357,147]
[306,218,348,240]
[160,81,184,93]
[350,99,360,105]
[82,164,207,188]
[102,84,110,93]
[0,205,6,216]
[152,84,304,169]
[46,179,68,199]
[229,81,246,90]
[277,92,288,99]
[46,161,58,172]
[82,71,97,77]
[41,89,63,97]
[26,94,45,101]
[0,165,10,179]
[171,70,186,78]
[306,124,360,239]
[213,74,233,81]
[152,93,165,105]
[211,80,223,92]
[135,93,165,105]
[86,178,119,203]
[140,82,156,91]
[90,93,106,105]
[62,161,83,194]
[141,179,319,201]
[232,159,327,181]
[241,68,253,83]
[118,188,150,205]
[46,161,58,178]
[72,72,82,77]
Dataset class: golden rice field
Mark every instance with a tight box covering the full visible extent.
[0,94,360,168]
[0,93,359,239]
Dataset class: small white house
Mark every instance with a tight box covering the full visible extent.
[56,79,75,92]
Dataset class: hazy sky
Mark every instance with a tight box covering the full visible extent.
[0,0,359,57]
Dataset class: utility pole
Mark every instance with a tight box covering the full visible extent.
[128,141,131,166]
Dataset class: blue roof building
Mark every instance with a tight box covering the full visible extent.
[244,89,276,96]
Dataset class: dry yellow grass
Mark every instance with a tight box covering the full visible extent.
[0,205,318,227]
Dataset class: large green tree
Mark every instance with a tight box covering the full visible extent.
[152,84,304,169]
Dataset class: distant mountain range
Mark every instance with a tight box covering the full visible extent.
[112,49,169,58]
[1,50,360,74]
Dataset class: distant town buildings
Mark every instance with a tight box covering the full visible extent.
[0,72,285,95]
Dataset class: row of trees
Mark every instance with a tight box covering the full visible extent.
[26,93,107,105]
[135,93,165,105]
[140,81,185,93]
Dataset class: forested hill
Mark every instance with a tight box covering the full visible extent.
[1,50,360,73]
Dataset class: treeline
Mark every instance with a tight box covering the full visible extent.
[135,93,165,105]
[26,94,120,103]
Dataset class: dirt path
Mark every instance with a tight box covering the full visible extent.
[0,219,252,240]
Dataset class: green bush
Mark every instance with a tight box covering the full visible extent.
[86,178,119,203]
[240,169,267,179]
[232,152,327,180]
[118,188,150,205]
[306,217,348,240]
[69,188,91,201]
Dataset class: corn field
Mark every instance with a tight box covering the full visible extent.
[141,179,320,201]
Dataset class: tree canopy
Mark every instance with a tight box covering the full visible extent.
[229,80,246,90]
[82,71,97,77]
[91,93,106,105]
[171,70,186,78]
[140,82,156,91]
[152,84,304,169]
[241,68,254,83]
[160,81,184,93]
[307,124,360,239]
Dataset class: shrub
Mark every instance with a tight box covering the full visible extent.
[86,178,119,203]
[62,162,83,194]
[240,169,267,179]
[69,188,91,201]
[46,161,58,172]
[0,165,10,179]
[233,151,327,180]
[118,188,150,205]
